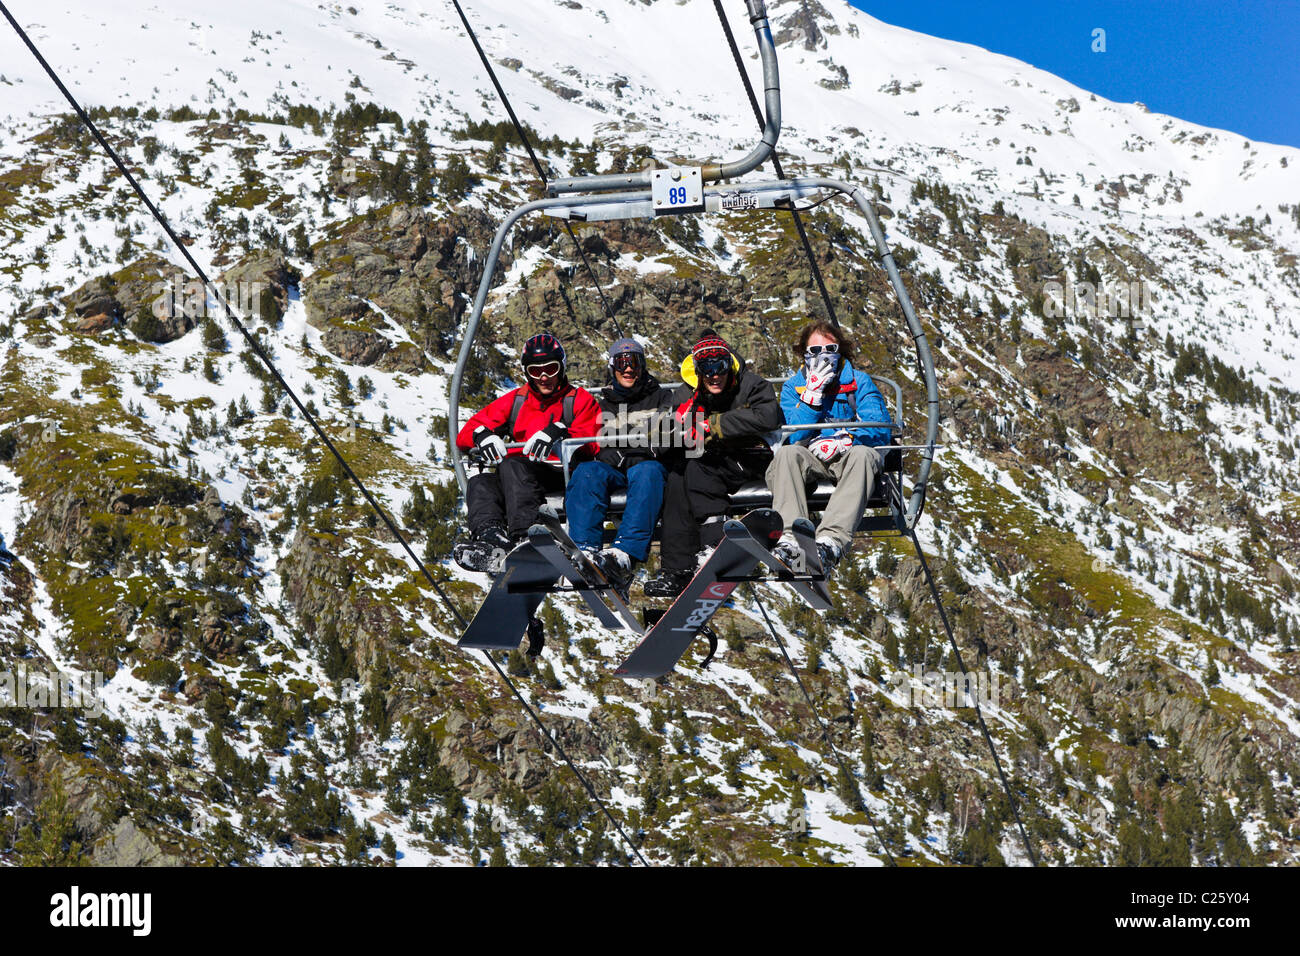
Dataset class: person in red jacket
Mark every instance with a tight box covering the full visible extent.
[453,332,601,572]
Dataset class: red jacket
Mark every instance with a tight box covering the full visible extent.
[456,382,601,461]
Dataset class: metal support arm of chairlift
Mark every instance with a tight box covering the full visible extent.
[448,0,938,529]
[547,0,781,196]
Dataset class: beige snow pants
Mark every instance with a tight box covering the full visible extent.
[765,443,881,550]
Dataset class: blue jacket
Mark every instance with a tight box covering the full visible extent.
[780,361,893,447]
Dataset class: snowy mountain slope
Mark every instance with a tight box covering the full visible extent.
[0,0,1297,866]
[2,0,1298,384]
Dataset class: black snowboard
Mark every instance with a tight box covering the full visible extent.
[790,517,833,608]
[732,516,833,611]
[457,540,561,650]
[615,509,782,679]
[527,527,625,630]
[534,507,643,633]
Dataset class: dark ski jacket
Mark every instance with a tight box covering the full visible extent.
[593,371,677,470]
[669,351,781,455]
[456,380,601,461]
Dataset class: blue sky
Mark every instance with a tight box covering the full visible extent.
[847,0,1300,149]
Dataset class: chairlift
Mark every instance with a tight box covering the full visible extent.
[449,0,937,542]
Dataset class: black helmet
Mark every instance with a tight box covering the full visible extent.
[521,332,566,370]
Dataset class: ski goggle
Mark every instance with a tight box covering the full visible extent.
[696,356,730,378]
[525,361,562,379]
[612,353,643,374]
[804,343,839,357]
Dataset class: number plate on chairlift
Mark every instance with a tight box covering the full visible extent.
[718,191,759,211]
[651,165,703,215]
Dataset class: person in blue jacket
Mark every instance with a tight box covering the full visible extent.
[767,320,892,571]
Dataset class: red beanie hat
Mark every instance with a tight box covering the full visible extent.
[692,330,730,363]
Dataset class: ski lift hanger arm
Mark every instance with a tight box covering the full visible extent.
[548,0,780,198]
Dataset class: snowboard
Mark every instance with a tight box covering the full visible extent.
[527,527,626,630]
[457,539,561,650]
[790,518,833,608]
[614,509,782,679]
[535,506,643,633]
[731,516,833,611]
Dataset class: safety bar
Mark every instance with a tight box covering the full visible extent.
[547,0,778,195]
[775,421,897,435]
[459,374,903,471]
[464,418,905,486]
[464,436,936,467]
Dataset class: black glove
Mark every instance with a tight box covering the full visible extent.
[522,420,568,462]
[473,426,507,465]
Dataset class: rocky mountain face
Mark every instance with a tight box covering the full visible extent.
[0,0,1298,866]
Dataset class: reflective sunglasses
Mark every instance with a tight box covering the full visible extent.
[696,356,730,378]
[804,343,840,357]
[612,353,643,374]
[525,361,562,379]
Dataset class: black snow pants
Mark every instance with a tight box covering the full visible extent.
[658,447,772,573]
[466,457,566,537]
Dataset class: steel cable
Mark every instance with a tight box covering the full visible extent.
[748,585,897,865]
[0,0,646,867]
[712,0,839,329]
[449,0,625,339]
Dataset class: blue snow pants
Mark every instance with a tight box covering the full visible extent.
[565,459,667,561]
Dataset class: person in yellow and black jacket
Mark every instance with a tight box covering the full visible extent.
[644,330,781,597]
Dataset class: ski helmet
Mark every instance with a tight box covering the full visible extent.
[521,332,566,371]
[608,337,645,376]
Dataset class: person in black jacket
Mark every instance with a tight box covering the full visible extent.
[644,330,782,597]
[565,337,677,589]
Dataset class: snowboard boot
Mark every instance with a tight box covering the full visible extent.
[478,522,514,552]
[772,532,802,569]
[452,522,514,573]
[592,547,636,599]
[815,537,843,574]
[643,567,694,598]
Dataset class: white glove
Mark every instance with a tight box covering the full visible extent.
[801,354,837,407]
[811,432,853,463]
[473,427,507,465]
[522,420,568,462]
